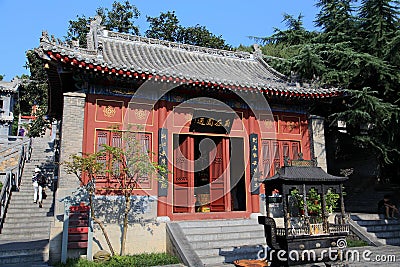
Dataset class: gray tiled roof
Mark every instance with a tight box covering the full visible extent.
[36,26,340,97]
[264,166,347,183]
[0,79,20,93]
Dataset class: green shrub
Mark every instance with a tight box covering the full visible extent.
[56,252,180,267]
[346,239,369,247]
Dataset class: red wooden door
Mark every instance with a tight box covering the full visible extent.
[209,138,230,212]
[173,135,194,213]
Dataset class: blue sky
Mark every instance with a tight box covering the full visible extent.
[0,0,319,81]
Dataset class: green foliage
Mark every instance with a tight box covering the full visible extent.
[0,182,3,192]
[101,1,140,34]
[145,11,181,42]
[27,108,51,138]
[256,1,400,180]
[325,189,340,213]
[251,13,317,46]
[359,0,400,56]
[145,11,231,49]
[66,15,92,48]
[56,253,180,267]
[66,1,140,47]
[346,238,369,247]
[19,51,48,113]
[331,88,400,164]
[290,188,340,215]
[63,127,169,256]
[0,74,3,81]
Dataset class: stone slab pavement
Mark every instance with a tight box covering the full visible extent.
[163,245,400,266]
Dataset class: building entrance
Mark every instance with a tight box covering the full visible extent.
[173,134,246,213]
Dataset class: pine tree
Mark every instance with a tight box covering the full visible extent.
[359,0,400,57]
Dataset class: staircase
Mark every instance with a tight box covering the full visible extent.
[168,219,267,266]
[0,137,55,266]
[350,213,400,246]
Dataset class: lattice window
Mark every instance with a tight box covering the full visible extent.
[95,130,152,189]
[262,140,301,177]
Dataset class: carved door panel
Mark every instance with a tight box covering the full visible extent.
[173,135,194,213]
[209,137,230,212]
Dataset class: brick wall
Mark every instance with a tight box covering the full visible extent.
[49,92,86,263]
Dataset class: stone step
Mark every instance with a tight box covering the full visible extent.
[180,224,263,235]
[201,254,254,265]
[2,220,51,229]
[190,237,266,250]
[5,216,53,224]
[355,219,399,226]
[179,219,260,228]
[196,244,264,258]
[5,203,53,211]
[10,192,54,199]
[1,226,51,235]
[350,213,383,220]
[5,210,53,218]
[377,237,400,245]
[0,252,48,266]
[373,230,400,238]
[362,224,400,232]
[0,232,50,240]
[185,229,265,242]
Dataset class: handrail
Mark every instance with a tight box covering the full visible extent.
[0,171,14,232]
[0,139,31,232]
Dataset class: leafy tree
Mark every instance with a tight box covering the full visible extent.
[0,74,4,81]
[145,11,181,42]
[64,152,116,256]
[177,24,231,50]
[145,11,231,49]
[64,129,168,256]
[100,0,140,34]
[13,50,51,138]
[66,15,92,48]
[66,1,140,48]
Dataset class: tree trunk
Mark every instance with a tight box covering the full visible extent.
[89,191,116,256]
[120,192,131,256]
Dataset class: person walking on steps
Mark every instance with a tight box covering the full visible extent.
[32,167,46,208]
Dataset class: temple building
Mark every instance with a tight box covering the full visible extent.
[35,19,341,261]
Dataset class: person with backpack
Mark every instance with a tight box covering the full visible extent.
[32,167,46,208]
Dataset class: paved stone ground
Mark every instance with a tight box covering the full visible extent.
[163,245,400,266]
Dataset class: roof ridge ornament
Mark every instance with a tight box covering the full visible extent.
[252,44,263,59]
[87,15,103,51]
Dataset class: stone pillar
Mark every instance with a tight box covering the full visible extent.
[49,92,86,263]
[309,115,327,171]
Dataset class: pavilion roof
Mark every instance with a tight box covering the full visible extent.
[36,18,342,99]
[263,166,348,183]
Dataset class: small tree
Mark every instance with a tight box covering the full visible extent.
[101,131,168,255]
[64,152,116,256]
[64,130,168,256]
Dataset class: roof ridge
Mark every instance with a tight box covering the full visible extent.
[101,30,254,61]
